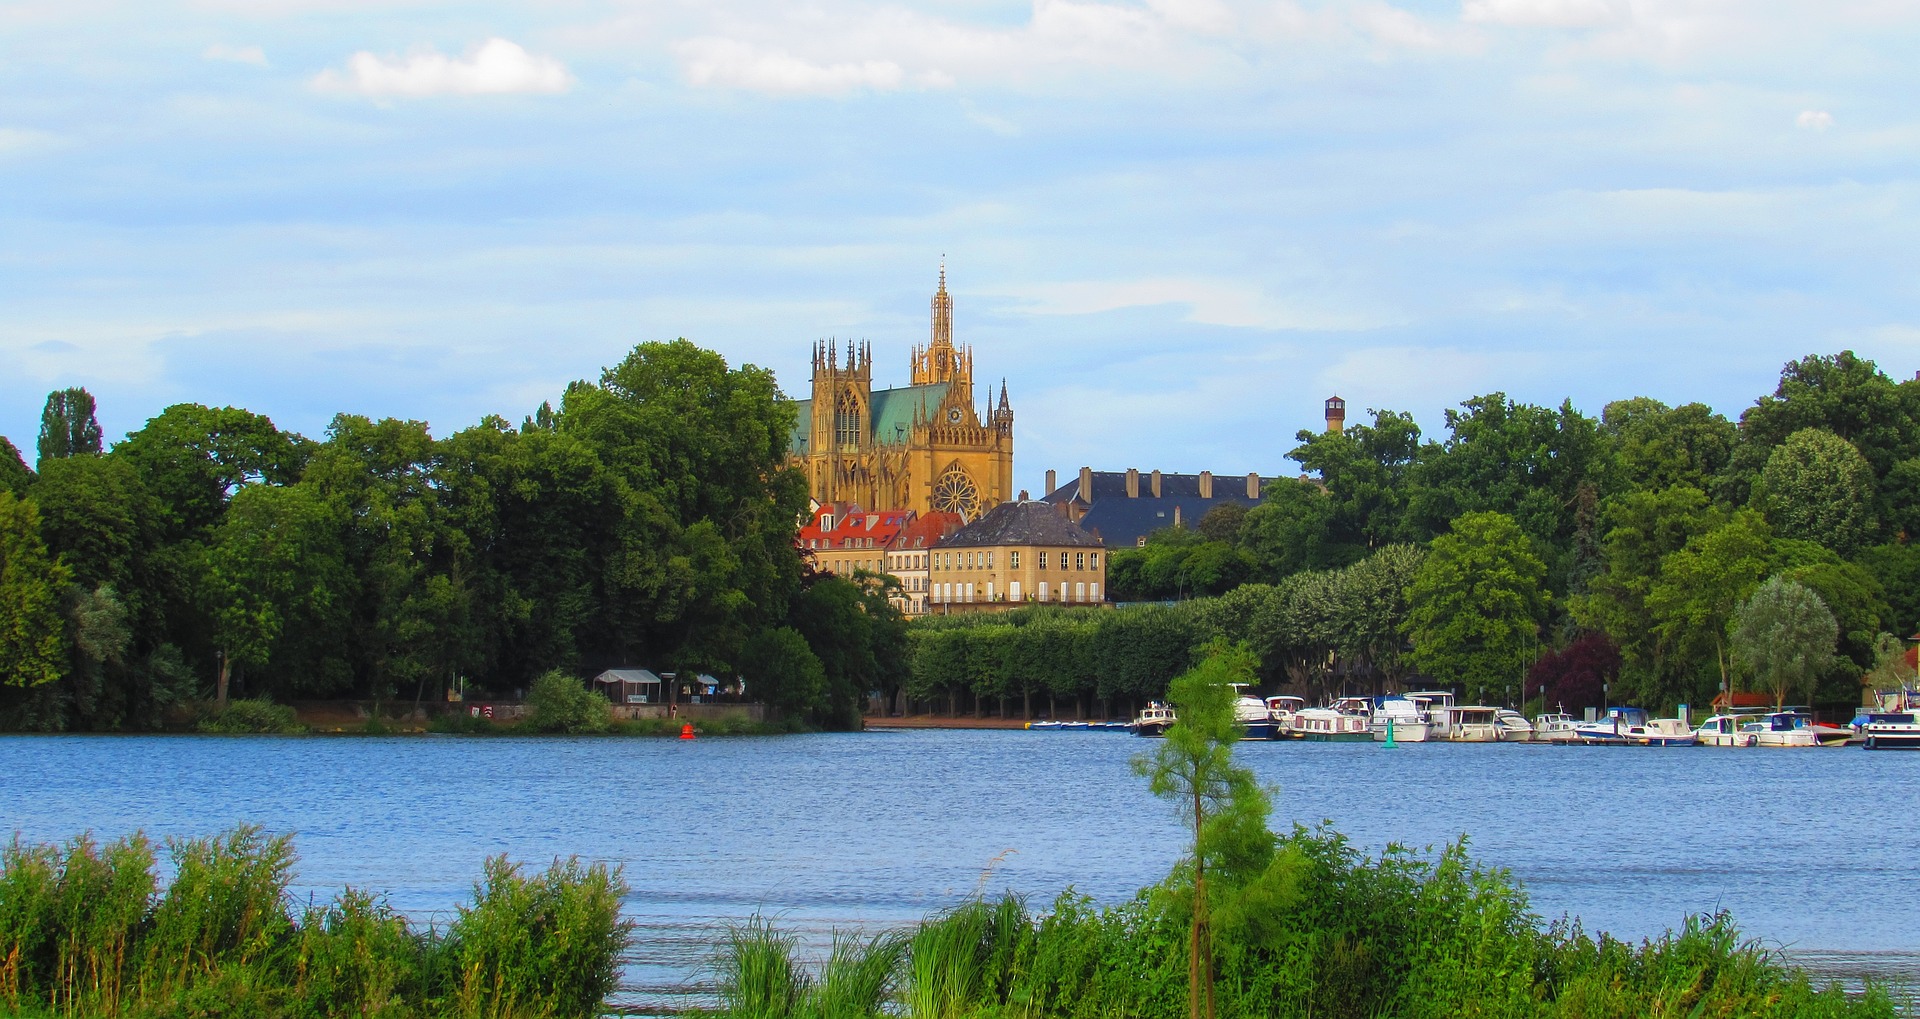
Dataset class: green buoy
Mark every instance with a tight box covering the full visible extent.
[1383,717,1396,747]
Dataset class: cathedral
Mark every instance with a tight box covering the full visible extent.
[788,266,1014,519]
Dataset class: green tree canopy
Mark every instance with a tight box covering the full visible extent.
[0,493,73,689]
[1759,428,1875,555]
[1730,576,1841,709]
[0,438,31,497]
[1403,511,1548,701]
[36,387,102,466]
[116,404,302,540]
[1646,511,1774,707]
[1601,397,1737,494]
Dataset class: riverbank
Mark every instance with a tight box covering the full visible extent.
[865,713,1039,730]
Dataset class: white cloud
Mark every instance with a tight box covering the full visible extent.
[1462,0,1622,28]
[677,37,913,95]
[312,38,574,98]
[1000,277,1386,331]
[1797,109,1834,130]
[203,43,268,66]
[0,127,61,158]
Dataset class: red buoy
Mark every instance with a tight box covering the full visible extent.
[679,723,696,740]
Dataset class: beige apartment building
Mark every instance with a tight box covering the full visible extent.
[927,499,1106,611]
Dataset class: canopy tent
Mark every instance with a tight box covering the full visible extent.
[593,669,662,704]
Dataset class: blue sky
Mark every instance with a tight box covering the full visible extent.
[4,0,1917,495]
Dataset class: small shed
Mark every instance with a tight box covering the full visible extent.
[593,669,663,704]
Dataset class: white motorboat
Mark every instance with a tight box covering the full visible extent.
[1370,695,1432,742]
[1447,705,1503,742]
[1403,690,1457,739]
[1532,712,1579,743]
[1693,713,1751,746]
[1291,697,1373,742]
[1742,711,1821,748]
[1572,706,1650,745]
[1129,702,1175,737]
[1265,695,1307,733]
[1632,717,1697,747]
[1229,684,1282,740]
[1494,708,1533,742]
[1852,689,1920,750]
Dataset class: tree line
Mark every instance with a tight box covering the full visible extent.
[953,351,1920,714]
[0,341,903,731]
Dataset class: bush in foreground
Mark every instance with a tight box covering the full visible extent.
[196,697,304,734]
[0,826,631,1019]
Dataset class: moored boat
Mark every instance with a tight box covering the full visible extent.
[1447,706,1503,742]
[1404,690,1457,740]
[1853,689,1920,749]
[1291,697,1373,742]
[1130,702,1175,737]
[1494,708,1533,742]
[1230,684,1282,741]
[1744,711,1821,748]
[1632,717,1697,747]
[1265,696,1307,735]
[1572,706,1649,745]
[1532,712,1578,743]
[1370,695,1432,742]
[1694,714,1753,747]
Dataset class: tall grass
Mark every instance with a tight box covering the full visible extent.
[703,829,1900,1019]
[0,826,632,1019]
[711,918,908,1019]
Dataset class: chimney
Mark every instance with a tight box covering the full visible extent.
[1078,466,1093,504]
[1325,395,1347,434]
[1019,489,1029,501]
[1151,470,1162,498]
[1247,473,1261,500]
[1173,504,1183,528]
[1199,471,1213,499]
[1045,469,1056,495]
[1125,468,1140,498]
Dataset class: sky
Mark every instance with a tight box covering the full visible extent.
[4,0,1918,496]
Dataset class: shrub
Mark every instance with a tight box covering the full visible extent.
[438,855,632,1019]
[524,670,612,734]
[198,697,304,734]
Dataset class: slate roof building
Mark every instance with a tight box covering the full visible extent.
[928,499,1106,611]
[1040,467,1282,549]
[886,510,964,616]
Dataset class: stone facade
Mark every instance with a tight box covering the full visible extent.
[927,500,1106,612]
[787,266,1014,519]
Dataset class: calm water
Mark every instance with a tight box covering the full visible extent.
[3,730,1916,1011]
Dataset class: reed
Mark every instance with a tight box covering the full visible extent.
[0,827,633,1019]
[438,854,632,1019]
[714,916,808,1019]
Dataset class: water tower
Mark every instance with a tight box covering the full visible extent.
[1324,395,1346,434]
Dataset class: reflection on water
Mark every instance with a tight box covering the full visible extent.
[3,730,1915,1013]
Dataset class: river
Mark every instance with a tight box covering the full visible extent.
[2,729,1914,1012]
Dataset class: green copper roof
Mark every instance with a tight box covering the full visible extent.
[788,382,952,455]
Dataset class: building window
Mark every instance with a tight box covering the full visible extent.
[1037,551,1048,570]
[1009,551,1020,569]
[1090,553,1100,569]
[1076,552,1085,571]
[986,551,994,569]
[1039,582,1049,599]
[1091,583,1101,601]
[1076,582,1086,601]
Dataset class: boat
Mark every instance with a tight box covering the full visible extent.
[1572,706,1650,745]
[1693,714,1752,746]
[1631,717,1697,747]
[1742,711,1821,748]
[1494,708,1533,742]
[1852,689,1920,750]
[1403,690,1457,740]
[1370,695,1432,742]
[1129,702,1175,737]
[1290,698,1373,742]
[1447,706,1503,742]
[1265,696,1307,735]
[1532,712,1579,743]
[1230,684,1282,741]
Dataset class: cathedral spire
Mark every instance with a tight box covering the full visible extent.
[914,258,958,386]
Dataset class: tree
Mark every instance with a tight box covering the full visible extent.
[0,439,31,497]
[1730,576,1841,709]
[202,484,349,705]
[1525,633,1620,711]
[0,493,72,689]
[1403,512,1548,702]
[116,404,302,539]
[36,387,102,465]
[1331,544,1426,690]
[1646,512,1773,708]
[1132,642,1273,1019]
[738,626,826,720]
[1235,480,1354,582]
[1737,351,1919,478]
[1759,428,1875,555]
[1289,407,1423,548]
[1856,541,1920,639]
[1865,632,1916,694]
[1570,486,1723,704]
[1600,398,1736,494]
